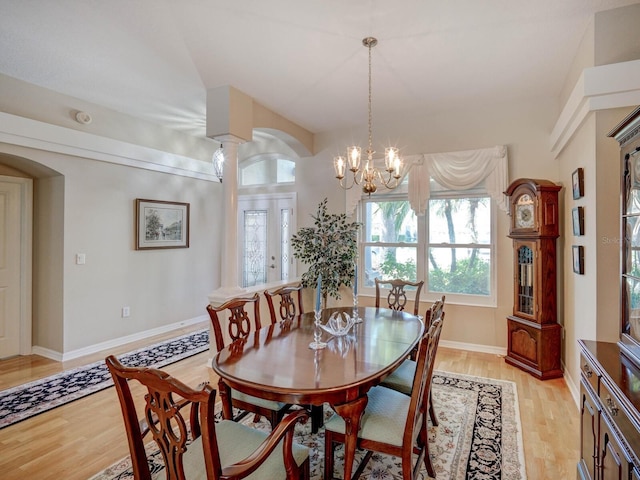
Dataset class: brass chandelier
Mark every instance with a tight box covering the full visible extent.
[334,37,402,195]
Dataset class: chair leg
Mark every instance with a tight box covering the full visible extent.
[423,440,436,478]
[323,432,335,480]
[429,397,438,427]
[310,405,324,433]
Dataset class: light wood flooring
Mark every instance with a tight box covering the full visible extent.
[0,323,579,479]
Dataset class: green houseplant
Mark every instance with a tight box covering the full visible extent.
[291,198,361,307]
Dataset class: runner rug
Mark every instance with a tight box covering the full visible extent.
[90,371,527,480]
[0,328,209,429]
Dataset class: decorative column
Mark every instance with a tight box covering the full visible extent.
[206,86,252,304]
[214,134,244,295]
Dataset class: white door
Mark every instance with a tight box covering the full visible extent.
[238,194,296,287]
[0,180,27,358]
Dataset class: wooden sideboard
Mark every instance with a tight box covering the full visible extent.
[578,340,640,480]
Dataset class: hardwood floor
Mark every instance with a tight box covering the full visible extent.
[0,323,579,479]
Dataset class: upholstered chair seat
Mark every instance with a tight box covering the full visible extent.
[323,385,410,447]
[182,420,310,480]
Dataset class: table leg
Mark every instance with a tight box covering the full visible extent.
[217,379,233,420]
[332,395,368,480]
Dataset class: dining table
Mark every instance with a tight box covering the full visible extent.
[211,305,424,480]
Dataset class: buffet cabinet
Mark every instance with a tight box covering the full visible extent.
[579,340,640,480]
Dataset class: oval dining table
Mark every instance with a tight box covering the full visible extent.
[211,306,424,480]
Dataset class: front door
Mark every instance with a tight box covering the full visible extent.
[238,194,296,288]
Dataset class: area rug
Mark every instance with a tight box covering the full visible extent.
[0,328,209,429]
[90,371,526,480]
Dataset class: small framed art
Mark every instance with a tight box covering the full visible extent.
[135,199,190,250]
[572,245,584,274]
[572,206,584,236]
[572,168,584,199]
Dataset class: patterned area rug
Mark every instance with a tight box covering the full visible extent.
[90,371,526,480]
[0,328,209,429]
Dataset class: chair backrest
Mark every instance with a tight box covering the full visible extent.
[105,355,221,480]
[375,278,424,316]
[264,283,304,323]
[401,319,437,450]
[206,293,262,352]
[424,295,446,328]
[422,313,444,409]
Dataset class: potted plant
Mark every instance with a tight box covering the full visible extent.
[292,198,361,308]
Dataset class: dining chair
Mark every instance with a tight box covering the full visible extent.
[264,283,305,323]
[264,283,324,433]
[381,296,445,426]
[323,317,443,480]
[105,355,310,480]
[374,278,424,316]
[206,293,290,428]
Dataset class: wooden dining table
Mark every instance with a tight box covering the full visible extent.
[211,306,424,480]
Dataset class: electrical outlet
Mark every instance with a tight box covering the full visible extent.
[122,306,130,318]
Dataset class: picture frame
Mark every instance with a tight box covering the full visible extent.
[572,206,584,236]
[135,199,190,250]
[572,245,584,274]
[572,167,584,199]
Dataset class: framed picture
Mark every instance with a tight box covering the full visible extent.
[572,206,584,236]
[572,168,584,199]
[572,245,584,274]
[135,199,190,250]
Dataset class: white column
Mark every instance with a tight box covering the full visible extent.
[209,134,245,303]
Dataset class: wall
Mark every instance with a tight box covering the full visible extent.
[554,2,640,398]
[299,97,561,352]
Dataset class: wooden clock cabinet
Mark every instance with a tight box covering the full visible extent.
[504,178,563,380]
[577,107,640,480]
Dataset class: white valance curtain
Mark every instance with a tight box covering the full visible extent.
[347,145,509,216]
[408,145,509,215]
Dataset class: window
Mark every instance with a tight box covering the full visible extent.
[361,183,496,306]
[362,197,421,287]
[240,155,295,186]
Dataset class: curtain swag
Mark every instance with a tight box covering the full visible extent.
[346,145,508,216]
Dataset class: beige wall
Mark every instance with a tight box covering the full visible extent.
[300,96,561,351]
[0,139,222,354]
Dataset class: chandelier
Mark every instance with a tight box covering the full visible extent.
[334,37,402,195]
[212,143,224,182]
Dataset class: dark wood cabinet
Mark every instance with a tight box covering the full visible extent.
[504,178,562,379]
[578,341,639,480]
[577,108,640,480]
[579,381,598,480]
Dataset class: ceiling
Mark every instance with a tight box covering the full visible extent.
[1,0,638,139]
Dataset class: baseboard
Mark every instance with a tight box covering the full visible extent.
[439,339,507,356]
[32,315,209,362]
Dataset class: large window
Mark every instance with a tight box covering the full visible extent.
[361,184,495,306]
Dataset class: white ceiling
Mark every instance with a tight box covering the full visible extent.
[1,0,638,138]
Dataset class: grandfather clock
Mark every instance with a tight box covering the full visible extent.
[504,178,563,380]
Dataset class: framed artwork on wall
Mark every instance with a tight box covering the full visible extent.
[572,168,584,199]
[572,206,584,236]
[135,199,190,250]
[572,245,584,274]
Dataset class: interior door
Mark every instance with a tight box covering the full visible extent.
[0,179,26,358]
[238,194,296,288]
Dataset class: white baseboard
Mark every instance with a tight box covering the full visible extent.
[439,339,507,356]
[32,315,209,362]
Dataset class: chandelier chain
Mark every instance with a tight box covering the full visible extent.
[333,36,402,195]
[367,38,373,159]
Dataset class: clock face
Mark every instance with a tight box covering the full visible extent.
[515,194,535,229]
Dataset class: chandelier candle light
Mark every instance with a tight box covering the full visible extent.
[334,37,403,195]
